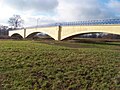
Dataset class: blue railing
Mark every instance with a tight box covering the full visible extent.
[59,19,120,26]
[35,18,120,28]
[11,18,120,30]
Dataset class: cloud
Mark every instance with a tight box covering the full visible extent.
[0,0,120,26]
[56,0,117,22]
[107,0,120,12]
[22,15,56,27]
[0,0,59,26]
[4,0,58,12]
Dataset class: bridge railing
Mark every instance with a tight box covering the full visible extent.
[9,19,120,30]
[35,18,120,27]
[60,19,120,26]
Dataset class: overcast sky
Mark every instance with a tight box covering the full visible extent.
[0,0,120,26]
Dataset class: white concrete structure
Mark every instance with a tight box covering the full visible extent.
[9,24,120,40]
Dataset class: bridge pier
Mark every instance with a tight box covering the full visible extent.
[24,29,26,38]
[58,26,62,41]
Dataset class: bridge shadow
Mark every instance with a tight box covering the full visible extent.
[98,42,120,46]
[72,39,120,46]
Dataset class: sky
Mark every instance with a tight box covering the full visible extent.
[0,0,120,27]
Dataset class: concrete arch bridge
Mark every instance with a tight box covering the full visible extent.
[9,19,120,40]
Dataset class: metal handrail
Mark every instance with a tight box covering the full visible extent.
[10,18,120,30]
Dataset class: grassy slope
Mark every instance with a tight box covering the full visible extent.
[0,40,120,90]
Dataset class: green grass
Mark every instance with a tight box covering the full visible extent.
[0,40,120,90]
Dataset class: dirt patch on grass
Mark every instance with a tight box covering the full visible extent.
[36,40,94,48]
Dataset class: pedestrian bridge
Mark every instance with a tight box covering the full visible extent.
[9,19,120,40]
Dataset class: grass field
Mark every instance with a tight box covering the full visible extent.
[0,40,120,90]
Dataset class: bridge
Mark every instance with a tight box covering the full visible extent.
[9,19,120,40]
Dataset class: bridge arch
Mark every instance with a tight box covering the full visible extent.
[62,32,120,40]
[26,32,55,40]
[9,29,25,38]
[61,25,120,40]
[25,27,59,40]
[11,33,23,39]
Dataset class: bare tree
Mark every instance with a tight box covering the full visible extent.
[8,15,24,29]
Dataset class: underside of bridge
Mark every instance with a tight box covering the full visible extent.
[26,32,55,40]
[11,33,23,39]
[62,32,120,40]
